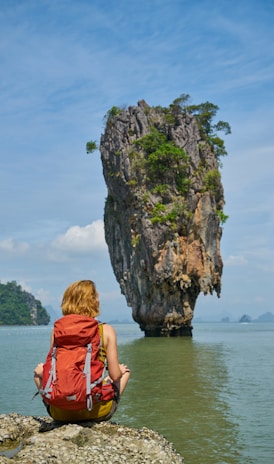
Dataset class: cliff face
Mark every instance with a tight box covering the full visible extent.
[100,100,225,336]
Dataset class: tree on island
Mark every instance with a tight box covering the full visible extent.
[0,281,50,325]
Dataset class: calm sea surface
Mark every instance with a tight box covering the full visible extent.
[0,322,273,464]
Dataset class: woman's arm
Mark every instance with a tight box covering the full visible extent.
[33,330,53,390]
[103,324,123,382]
[103,324,131,395]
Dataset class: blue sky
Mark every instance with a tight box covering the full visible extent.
[1,0,274,323]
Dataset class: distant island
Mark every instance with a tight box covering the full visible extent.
[239,312,274,323]
[239,314,252,323]
[195,312,274,323]
[0,281,50,325]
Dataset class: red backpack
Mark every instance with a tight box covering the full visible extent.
[41,314,115,411]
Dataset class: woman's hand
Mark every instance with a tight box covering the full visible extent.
[34,363,44,379]
[119,363,130,375]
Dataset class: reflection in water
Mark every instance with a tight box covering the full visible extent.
[115,337,241,464]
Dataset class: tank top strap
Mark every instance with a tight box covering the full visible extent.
[98,322,107,363]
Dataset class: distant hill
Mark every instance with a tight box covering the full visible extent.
[45,305,62,323]
[239,312,274,323]
[0,281,50,325]
[253,312,274,322]
[239,314,252,323]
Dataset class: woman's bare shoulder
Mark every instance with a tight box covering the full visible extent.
[101,323,118,351]
[102,323,117,341]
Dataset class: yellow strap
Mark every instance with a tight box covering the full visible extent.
[98,323,107,363]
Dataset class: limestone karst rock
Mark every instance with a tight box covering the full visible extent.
[100,98,228,336]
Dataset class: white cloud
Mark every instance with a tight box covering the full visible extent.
[35,287,53,305]
[0,238,29,254]
[100,289,124,302]
[224,255,248,266]
[51,220,107,254]
[17,280,32,293]
[254,296,266,304]
[17,281,56,306]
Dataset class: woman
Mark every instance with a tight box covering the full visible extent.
[34,280,130,422]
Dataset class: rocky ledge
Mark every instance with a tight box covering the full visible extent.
[0,413,183,463]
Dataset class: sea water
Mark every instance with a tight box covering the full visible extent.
[0,322,273,464]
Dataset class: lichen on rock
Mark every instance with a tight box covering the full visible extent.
[99,96,230,336]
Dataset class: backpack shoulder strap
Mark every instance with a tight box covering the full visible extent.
[40,346,57,398]
[84,323,106,411]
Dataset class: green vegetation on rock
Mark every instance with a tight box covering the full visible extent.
[169,93,231,163]
[134,127,190,193]
[98,94,230,230]
[0,281,50,325]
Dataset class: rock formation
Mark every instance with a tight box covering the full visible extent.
[0,413,183,463]
[100,98,228,336]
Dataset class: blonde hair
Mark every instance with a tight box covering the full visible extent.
[61,280,100,318]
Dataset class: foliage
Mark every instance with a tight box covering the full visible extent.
[0,281,50,325]
[149,200,190,226]
[209,136,227,160]
[169,93,191,113]
[202,170,221,193]
[131,234,141,247]
[151,184,169,195]
[134,127,166,154]
[216,209,229,225]
[134,127,189,193]
[86,140,98,154]
[147,142,188,176]
[101,93,230,229]
[169,94,231,162]
[150,202,167,224]
[103,106,123,126]
[133,95,230,226]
